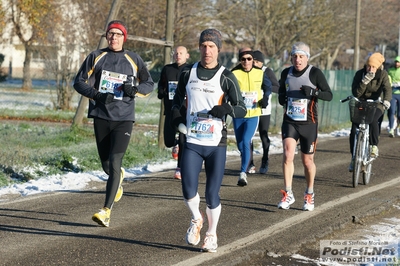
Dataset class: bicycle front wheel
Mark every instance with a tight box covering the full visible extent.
[363,144,372,185]
[352,132,364,188]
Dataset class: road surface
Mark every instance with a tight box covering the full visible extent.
[1,133,399,265]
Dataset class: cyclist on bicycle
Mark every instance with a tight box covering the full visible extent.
[349,52,392,171]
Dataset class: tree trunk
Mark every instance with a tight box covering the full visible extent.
[22,44,33,90]
[158,0,175,149]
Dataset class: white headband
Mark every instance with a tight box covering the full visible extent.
[291,49,310,58]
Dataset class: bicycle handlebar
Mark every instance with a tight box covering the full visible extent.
[340,95,382,104]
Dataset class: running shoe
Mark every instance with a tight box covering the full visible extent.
[303,193,315,211]
[389,129,395,138]
[259,160,269,174]
[172,144,179,160]
[370,145,379,157]
[237,172,248,186]
[185,216,203,245]
[247,164,256,174]
[277,190,295,209]
[114,167,125,202]
[92,207,111,227]
[202,233,218,253]
[174,167,181,180]
[397,127,400,137]
[348,160,354,172]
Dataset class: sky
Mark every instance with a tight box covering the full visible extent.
[1,125,399,265]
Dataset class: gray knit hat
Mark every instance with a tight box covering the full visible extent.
[199,29,222,50]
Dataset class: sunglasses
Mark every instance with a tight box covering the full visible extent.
[241,57,253,62]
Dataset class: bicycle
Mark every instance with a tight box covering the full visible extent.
[340,95,381,188]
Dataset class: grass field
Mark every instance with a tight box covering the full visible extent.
[0,86,173,186]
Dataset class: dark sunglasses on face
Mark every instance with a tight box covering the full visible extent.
[241,57,253,62]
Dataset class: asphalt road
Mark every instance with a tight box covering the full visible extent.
[1,132,400,266]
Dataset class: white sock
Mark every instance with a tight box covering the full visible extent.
[206,204,221,236]
[184,193,202,220]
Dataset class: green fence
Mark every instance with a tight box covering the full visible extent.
[151,69,359,133]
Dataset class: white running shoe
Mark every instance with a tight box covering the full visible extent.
[174,168,181,180]
[277,190,295,209]
[185,217,203,245]
[303,193,315,211]
[202,233,218,253]
[237,172,248,186]
[247,164,256,174]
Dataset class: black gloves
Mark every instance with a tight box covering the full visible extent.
[258,96,269,108]
[122,81,138,98]
[208,103,232,119]
[301,85,319,97]
[278,92,286,106]
[94,92,114,105]
[157,88,166,100]
[361,72,375,85]
[171,107,185,128]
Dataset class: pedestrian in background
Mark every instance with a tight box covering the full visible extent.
[387,55,400,137]
[278,42,332,211]
[232,50,272,186]
[73,20,154,227]
[171,29,246,252]
[157,46,190,179]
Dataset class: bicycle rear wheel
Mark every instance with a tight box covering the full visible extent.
[363,161,372,185]
[352,132,364,188]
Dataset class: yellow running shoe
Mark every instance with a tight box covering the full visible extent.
[92,207,111,227]
[114,168,125,202]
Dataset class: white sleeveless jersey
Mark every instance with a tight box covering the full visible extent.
[285,65,316,121]
[185,62,226,146]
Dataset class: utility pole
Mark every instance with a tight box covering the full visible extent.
[398,21,400,56]
[72,0,122,127]
[157,0,175,148]
[353,0,361,70]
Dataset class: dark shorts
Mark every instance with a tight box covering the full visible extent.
[281,122,318,154]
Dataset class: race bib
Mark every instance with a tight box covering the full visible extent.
[168,81,178,100]
[286,97,307,121]
[189,112,218,140]
[242,91,258,109]
[99,70,128,100]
